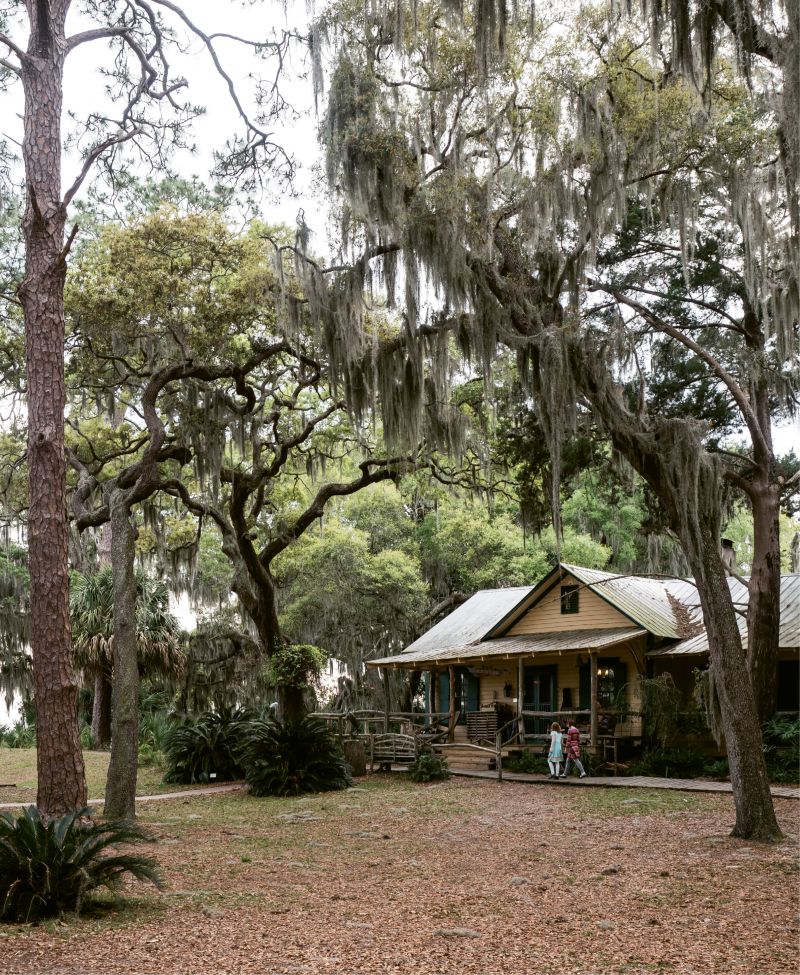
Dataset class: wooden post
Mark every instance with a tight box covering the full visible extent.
[448,665,456,742]
[382,668,390,733]
[517,656,524,744]
[590,651,598,747]
[430,669,437,727]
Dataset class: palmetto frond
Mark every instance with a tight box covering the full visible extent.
[0,806,162,922]
[71,566,183,677]
[242,716,351,797]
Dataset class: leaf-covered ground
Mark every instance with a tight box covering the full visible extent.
[0,776,797,975]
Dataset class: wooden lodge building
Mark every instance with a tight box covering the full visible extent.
[369,563,800,754]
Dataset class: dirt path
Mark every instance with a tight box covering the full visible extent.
[0,783,245,810]
[450,768,800,798]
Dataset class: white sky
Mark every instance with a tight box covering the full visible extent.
[2,1,321,227]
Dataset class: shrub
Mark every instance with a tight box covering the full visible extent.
[629,747,707,779]
[242,715,351,796]
[504,750,549,774]
[763,716,800,783]
[79,724,93,750]
[137,743,160,768]
[139,709,171,752]
[702,758,730,780]
[1,720,36,749]
[408,751,450,782]
[0,807,162,922]
[163,707,253,784]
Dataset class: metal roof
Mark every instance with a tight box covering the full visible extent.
[371,628,647,668]
[649,574,800,656]
[368,562,798,667]
[562,564,686,638]
[391,586,533,661]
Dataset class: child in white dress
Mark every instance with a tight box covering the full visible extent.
[547,721,563,779]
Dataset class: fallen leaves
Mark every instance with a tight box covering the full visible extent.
[0,778,796,975]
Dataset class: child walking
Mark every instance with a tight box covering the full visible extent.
[547,721,563,779]
[560,719,587,778]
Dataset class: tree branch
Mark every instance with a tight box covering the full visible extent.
[260,457,414,566]
[0,31,26,64]
[591,281,772,461]
[65,27,130,53]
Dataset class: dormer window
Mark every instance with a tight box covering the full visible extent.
[560,585,579,614]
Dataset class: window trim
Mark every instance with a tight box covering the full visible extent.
[560,585,580,615]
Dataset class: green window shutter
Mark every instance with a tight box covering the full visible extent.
[439,672,450,716]
[466,671,480,713]
[579,662,590,710]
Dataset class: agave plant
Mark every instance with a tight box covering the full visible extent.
[162,707,253,784]
[242,715,352,797]
[0,806,162,922]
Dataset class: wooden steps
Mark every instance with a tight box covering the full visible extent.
[434,744,497,771]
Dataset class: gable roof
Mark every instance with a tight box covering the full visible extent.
[389,586,533,662]
[368,564,800,669]
[484,563,685,640]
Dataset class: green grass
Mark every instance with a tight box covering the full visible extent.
[0,747,184,803]
[572,787,702,817]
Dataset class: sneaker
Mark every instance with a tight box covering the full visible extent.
[579,772,587,778]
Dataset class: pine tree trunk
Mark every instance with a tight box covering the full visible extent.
[19,13,86,817]
[104,495,139,820]
[91,670,112,749]
[91,519,114,748]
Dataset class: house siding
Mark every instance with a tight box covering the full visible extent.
[507,573,632,634]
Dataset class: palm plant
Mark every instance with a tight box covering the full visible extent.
[71,567,183,677]
[71,567,184,747]
[242,715,352,797]
[162,707,253,784]
[0,806,162,922]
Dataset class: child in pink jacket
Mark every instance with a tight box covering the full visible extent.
[560,719,587,778]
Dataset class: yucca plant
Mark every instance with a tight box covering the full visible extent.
[242,715,352,797]
[0,807,162,922]
[163,707,253,784]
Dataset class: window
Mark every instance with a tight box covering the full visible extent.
[560,585,579,614]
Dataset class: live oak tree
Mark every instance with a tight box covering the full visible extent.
[65,211,307,817]
[307,1,794,839]
[0,0,296,817]
[67,210,419,753]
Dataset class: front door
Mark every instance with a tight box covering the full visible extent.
[523,665,557,735]
[439,668,479,724]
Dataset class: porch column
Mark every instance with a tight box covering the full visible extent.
[590,651,598,747]
[517,656,524,744]
[430,669,437,726]
[448,665,456,742]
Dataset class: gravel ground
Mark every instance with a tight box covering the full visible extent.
[0,776,797,975]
